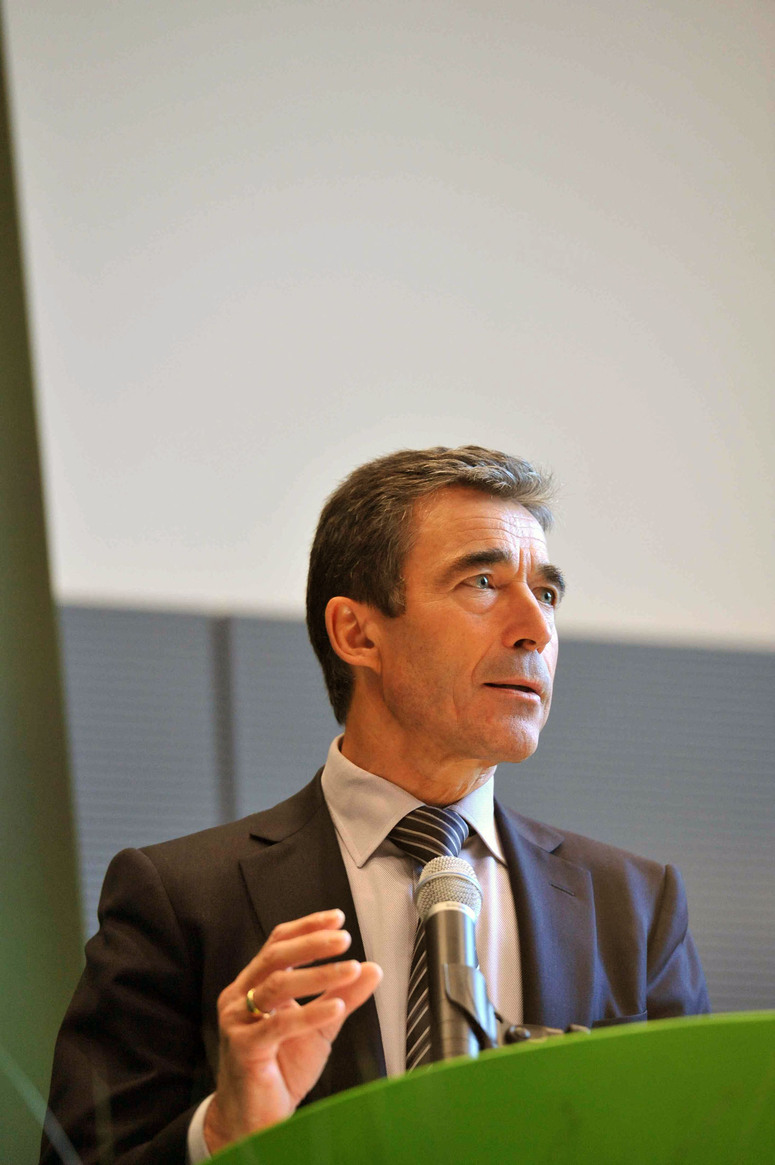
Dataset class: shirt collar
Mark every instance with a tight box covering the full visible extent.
[321,735,505,869]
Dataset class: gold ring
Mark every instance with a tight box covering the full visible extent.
[246,988,273,1020]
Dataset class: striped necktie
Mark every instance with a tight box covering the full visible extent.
[388,806,469,1068]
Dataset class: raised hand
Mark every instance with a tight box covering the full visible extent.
[203,908,382,1152]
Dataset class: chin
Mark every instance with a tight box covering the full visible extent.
[473,729,540,767]
[498,742,539,766]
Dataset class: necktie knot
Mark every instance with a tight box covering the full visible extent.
[388,805,468,866]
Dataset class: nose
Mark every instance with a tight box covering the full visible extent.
[503,587,554,653]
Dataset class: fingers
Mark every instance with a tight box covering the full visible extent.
[266,908,346,942]
[319,961,383,1026]
[234,961,382,1054]
[246,959,365,1016]
[222,908,368,1029]
[221,910,383,1046]
[252,994,347,1043]
[260,961,384,1050]
[233,908,350,995]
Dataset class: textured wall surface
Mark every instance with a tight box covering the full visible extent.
[59,607,774,1013]
[59,607,222,928]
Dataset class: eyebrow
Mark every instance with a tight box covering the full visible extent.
[538,563,567,600]
[439,548,567,600]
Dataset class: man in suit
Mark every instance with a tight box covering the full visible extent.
[41,446,709,1164]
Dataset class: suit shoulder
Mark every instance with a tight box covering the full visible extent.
[499,803,669,880]
[498,803,682,927]
[134,771,325,867]
[558,825,666,880]
[137,813,262,866]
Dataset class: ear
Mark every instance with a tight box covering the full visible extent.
[325,596,382,674]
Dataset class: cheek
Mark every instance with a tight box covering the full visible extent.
[541,638,559,713]
[545,629,559,674]
[379,624,434,693]
[383,632,462,712]
[543,647,557,680]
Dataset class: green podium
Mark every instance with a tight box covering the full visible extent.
[212,1012,774,1164]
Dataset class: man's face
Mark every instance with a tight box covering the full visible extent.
[368,487,563,771]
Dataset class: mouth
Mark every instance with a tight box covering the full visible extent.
[484,682,542,698]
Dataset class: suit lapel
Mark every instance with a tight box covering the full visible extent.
[495,802,597,1030]
[239,774,386,1100]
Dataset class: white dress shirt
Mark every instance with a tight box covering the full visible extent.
[321,736,522,1074]
[187,737,522,1160]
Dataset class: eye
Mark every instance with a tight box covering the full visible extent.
[469,574,494,590]
[536,587,558,607]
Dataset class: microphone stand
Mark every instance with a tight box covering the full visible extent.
[439,963,499,1052]
[435,963,589,1057]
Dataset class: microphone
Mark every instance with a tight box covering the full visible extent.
[414,855,495,1062]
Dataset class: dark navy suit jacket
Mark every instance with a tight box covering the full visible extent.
[41,773,709,1164]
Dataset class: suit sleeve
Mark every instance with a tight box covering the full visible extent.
[40,848,212,1165]
[646,863,710,1018]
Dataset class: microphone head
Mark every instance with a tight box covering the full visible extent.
[414,855,483,923]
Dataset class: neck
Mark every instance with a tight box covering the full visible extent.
[340,716,495,806]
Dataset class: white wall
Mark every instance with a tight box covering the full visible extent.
[5,0,774,647]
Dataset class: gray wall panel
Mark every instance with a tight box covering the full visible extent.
[59,607,222,936]
[229,616,339,817]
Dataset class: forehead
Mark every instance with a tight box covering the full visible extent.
[408,487,548,565]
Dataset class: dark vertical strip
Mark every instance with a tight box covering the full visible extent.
[212,616,238,823]
[0,15,84,1164]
